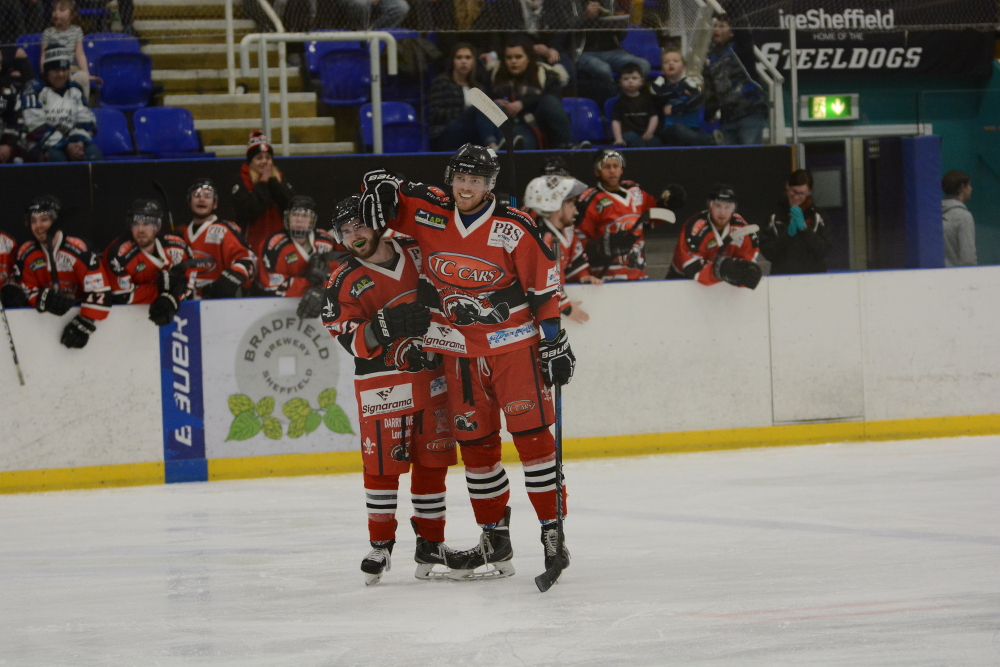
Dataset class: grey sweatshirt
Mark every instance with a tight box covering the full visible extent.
[941,198,977,267]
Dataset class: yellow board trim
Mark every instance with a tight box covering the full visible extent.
[4,413,1000,494]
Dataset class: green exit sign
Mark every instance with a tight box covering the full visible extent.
[800,94,859,121]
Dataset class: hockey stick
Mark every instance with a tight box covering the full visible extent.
[466,89,517,207]
[152,180,175,233]
[728,224,760,244]
[0,299,26,386]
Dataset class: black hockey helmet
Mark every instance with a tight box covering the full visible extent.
[708,183,737,205]
[187,178,218,202]
[541,156,570,177]
[331,194,364,244]
[284,195,318,241]
[25,195,61,227]
[593,148,626,171]
[127,198,164,229]
[444,143,500,190]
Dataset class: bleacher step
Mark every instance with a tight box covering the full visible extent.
[144,42,276,69]
[134,18,255,33]
[153,67,301,92]
[196,116,335,145]
[206,142,353,157]
[163,92,318,120]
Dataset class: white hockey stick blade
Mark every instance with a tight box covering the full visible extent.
[728,224,760,243]
[646,207,676,224]
[466,88,509,129]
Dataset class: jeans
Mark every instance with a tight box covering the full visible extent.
[621,131,661,148]
[46,143,103,162]
[658,122,716,147]
[720,112,768,146]
[576,50,651,102]
[343,0,409,29]
[517,94,575,149]
[431,106,502,151]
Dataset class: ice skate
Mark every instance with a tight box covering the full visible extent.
[411,518,455,580]
[448,507,515,581]
[361,540,394,586]
[541,522,570,570]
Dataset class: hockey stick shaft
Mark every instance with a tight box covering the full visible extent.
[465,89,517,206]
[0,300,26,386]
[152,180,175,233]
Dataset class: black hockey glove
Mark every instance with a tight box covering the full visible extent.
[296,285,325,319]
[305,253,329,287]
[1,283,27,308]
[371,302,431,346]
[713,256,762,289]
[360,169,401,233]
[659,183,687,211]
[36,287,76,316]
[201,270,244,299]
[604,229,639,257]
[156,266,188,299]
[148,293,180,327]
[61,315,96,349]
[539,328,575,386]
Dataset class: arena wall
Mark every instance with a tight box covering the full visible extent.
[3,266,999,493]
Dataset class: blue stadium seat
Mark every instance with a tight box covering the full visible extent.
[307,32,366,74]
[621,28,662,77]
[359,102,424,153]
[604,95,618,136]
[15,33,44,72]
[319,48,371,107]
[84,33,141,78]
[562,97,607,145]
[134,107,215,159]
[96,52,153,110]
[92,107,136,159]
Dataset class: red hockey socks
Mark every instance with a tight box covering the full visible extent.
[512,428,567,523]
[460,433,510,525]
[363,473,399,542]
[410,463,447,543]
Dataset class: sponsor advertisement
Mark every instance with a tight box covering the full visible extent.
[159,301,206,482]
[487,221,524,253]
[503,400,536,416]
[423,323,468,354]
[359,383,415,419]
[429,376,447,397]
[487,321,538,348]
[427,252,505,289]
[415,209,448,230]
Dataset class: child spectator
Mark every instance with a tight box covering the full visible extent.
[650,49,715,147]
[41,0,96,99]
[610,63,660,148]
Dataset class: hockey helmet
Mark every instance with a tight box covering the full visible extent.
[708,184,737,205]
[540,156,570,177]
[593,148,626,171]
[331,194,364,244]
[284,195,318,241]
[25,195,61,227]
[127,198,164,229]
[523,175,586,216]
[187,178,218,202]
[444,144,500,190]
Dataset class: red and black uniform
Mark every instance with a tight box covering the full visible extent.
[539,218,592,314]
[178,215,256,295]
[383,180,564,526]
[0,231,16,287]
[18,231,111,321]
[322,235,457,544]
[106,235,194,305]
[577,180,659,281]
[258,228,339,297]
[668,211,760,285]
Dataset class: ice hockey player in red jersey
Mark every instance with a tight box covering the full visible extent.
[524,173,602,324]
[359,144,576,579]
[322,195,459,586]
[0,230,23,307]
[17,195,111,348]
[179,179,256,299]
[106,199,196,326]
[667,184,762,289]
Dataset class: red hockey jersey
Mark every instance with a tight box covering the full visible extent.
[0,231,16,286]
[18,231,111,321]
[178,216,256,292]
[670,211,760,286]
[106,234,194,305]
[384,182,561,358]
[577,180,658,281]
[538,219,591,313]
[258,229,340,297]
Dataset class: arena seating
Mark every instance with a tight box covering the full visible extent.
[134,107,215,159]
[359,101,424,153]
[92,107,136,159]
[96,52,153,110]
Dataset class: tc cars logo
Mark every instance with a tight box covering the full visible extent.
[427,252,505,290]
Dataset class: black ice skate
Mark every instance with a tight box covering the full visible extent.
[448,507,515,581]
[411,518,455,581]
[541,522,570,570]
[361,539,394,586]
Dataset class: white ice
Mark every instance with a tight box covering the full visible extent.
[2,436,999,666]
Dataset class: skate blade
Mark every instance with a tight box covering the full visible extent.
[414,563,452,580]
[364,571,384,586]
[447,561,516,581]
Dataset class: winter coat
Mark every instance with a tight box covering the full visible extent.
[487,60,568,114]
[233,163,294,256]
[703,34,768,123]
[427,74,484,140]
[941,198,977,267]
[759,197,832,275]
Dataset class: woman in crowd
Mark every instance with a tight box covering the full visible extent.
[427,42,501,151]
[232,130,295,256]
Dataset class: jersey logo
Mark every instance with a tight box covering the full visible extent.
[415,208,448,230]
[503,400,536,415]
[359,383,414,418]
[425,438,456,453]
[84,273,106,292]
[57,252,75,273]
[350,275,375,298]
[429,376,447,397]
[487,220,524,253]
[434,408,450,433]
[30,258,46,272]
[136,261,147,273]
[423,324,467,354]
[486,321,538,348]
[206,225,226,245]
[546,266,560,287]
[286,252,299,264]
[427,252,504,290]
[596,197,613,213]
[454,411,478,432]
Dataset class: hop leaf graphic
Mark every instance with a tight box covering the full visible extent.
[323,404,354,434]
[228,394,255,417]
[282,397,311,421]
[261,417,283,440]
[226,411,261,441]
[305,412,322,434]
[317,388,338,409]
[256,396,275,418]
[288,417,307,439]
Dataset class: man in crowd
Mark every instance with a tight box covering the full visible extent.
[322,194,458,586]
[667,184,762,289]
[563,0,650,103]
[758,170,832,275]
[180,179,257,299]
[703,14,769,146]
[16,195,111,347]
[358,144,575,579]
[941,170,977,267]
[106,199,197,326]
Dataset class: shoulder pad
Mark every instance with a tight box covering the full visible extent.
[498,206,536,229]
[17,241,38,261]
[62,236,90,255]
[622,179,640,189]
[732,213,749,227]
[266,232,290,251]
[315,228,337,243]
[395,236,420,249]
[162,234,188,248]
[578,186,600,203]
[113,239,137,258]
[218,219,243,235]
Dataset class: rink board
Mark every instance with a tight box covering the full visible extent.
[2,265,1000,493]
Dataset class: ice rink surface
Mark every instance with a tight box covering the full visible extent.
[2,436,1000,666]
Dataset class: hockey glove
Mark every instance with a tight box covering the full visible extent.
[61,315,96,349]
[604,229,639,257]
[659,183,687,211]
[156,266,188,298]
[37,287,76,316]
[372,302,431,346]
[201,270,244,299]
[296,285,325,320]
[713,256,762,289]
[148,293,179,327]
[360,169,401,233]
[305,253,329,287]
[539,329,575,386]
[1,283,27,308]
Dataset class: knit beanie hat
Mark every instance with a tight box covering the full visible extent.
[43,47,73,73]
[246,130,272,162]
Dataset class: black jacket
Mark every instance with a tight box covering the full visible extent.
[759,197,832,275]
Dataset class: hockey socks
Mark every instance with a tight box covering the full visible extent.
[364,473,400,543]
[512,429,568,523]
[460,434,510,525]
[410,464,447,543]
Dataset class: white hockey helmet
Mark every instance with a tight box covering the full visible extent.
[523,175,587,216]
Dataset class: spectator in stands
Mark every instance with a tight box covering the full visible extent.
[703,13,768,145]
[1,44,35,163]
[610,63,659,148]
[471,0,576,86]
[342,0,409,30]
[759,170,832,275]
[941,170,977,267]
[564,0,650,104]
[20,47,103,163]
[428,43,501,151]
[41,0,96,99]
[667,184,761,289]
[651,49,715,147]
[486,35,576,150]
[233,130,295,256]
